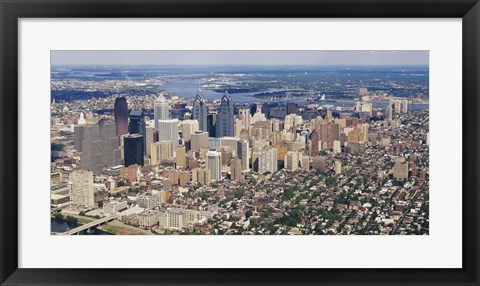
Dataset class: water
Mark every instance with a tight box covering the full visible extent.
[160,78,428,110]
[51,218,111,235]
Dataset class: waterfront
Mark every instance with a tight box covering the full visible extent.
[51,219,111,235]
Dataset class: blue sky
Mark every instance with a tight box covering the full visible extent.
[51,50,429,66]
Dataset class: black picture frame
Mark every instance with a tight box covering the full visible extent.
[1,0,479,285]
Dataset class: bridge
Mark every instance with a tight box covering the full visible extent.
[57,215,115,235]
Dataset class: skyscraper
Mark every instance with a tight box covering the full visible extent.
[285,151,300,171]
[206,150,222,181]
[191,131,209,152]
[157,119,179,154]
[78,122,122,174]
[230,157,244,182]
[258,148,278,174]
[70,169,94,207]
[181,119,199,142]
[150,140,173,166]
[192,89,208,131]
[154,94,170,130]
[114,97,129,136]
[216,91,234,137]
[128,110,146,153]
[237,139,250,170]
[207,112,217,137]
[124,134,144,167]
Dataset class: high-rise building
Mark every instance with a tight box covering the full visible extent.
[78,122,122,174]
[114,97,129,136]
[220,137,240,157]
[384,106,393,121]
[402,99,408,113]
[154,94,170,130]
[356,87,368,96]
[192,89,208,131]
[318,121,340,149]
[157,119,179,154]
[145,126,155,158]
[258,148,278,174]
[333,140,341,154]
[207,112,217,137]
[70,169,94,207]
[335,161,342,175]
[216,91,234,137]
[284,114,303,131]
[150,140,172,166]
[128,110,146,153]
[206,150,222,181]
[230,157,244,181]
[192,168,211,186]
[393,157,409,180]
[191,131,209,152]
[124,134,144,167]
[237,139,250,171]
[312,156,326,171]
[176,145,186,169]
[220,146,233,167]
[181,119,199,142]
[239,107,251,130]
[284,151,300,171]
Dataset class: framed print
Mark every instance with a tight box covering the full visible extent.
[1,0,479,285]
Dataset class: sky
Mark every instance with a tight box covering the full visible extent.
[51,50,429,66]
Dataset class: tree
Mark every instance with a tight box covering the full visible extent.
[245,210,253,218]
[51,143,65,151]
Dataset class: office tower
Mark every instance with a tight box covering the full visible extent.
[74,125,86,152]
[220,146,233,167]
[318,121,340,149]
[393,157,409,180]
[284,151,300,171]
[284,114,303,131]
[394,100,401,114]
[258,148,278,174]
[220,137,240,157]
[191,131,209,152]
[124,134,144,167]
[230,157,244,181]
[79,122,121,174]
[192,89,208,131]
[206,150,222,181]
[335,161,342,175]
[326,107,333,121]
[145,126,155,158]
[157,119,179,154]
[192,168,211,186]
[181,119,199,142]
[150,140,172,166]
[128,110,146,153]
[402,99,408,113]
[176,145,186,169]
[251,104,267,124]
[384,106,393,121]
[207,112,217,137]
[300,155,310,170]
[216,91,234,137]
[312,156,326,171]
[114,97,129,136]
[310,130,320,157]
[237,139,250,170]
[70,169,94,207]
[361,124,369,142]
[154,94,170,130]
[239,107,251,130]
[333,140,341,154]
[235,118,243,138]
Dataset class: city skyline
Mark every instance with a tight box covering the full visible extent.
[51,54,429,236]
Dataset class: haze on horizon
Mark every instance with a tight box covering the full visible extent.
[51,50,429,67]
